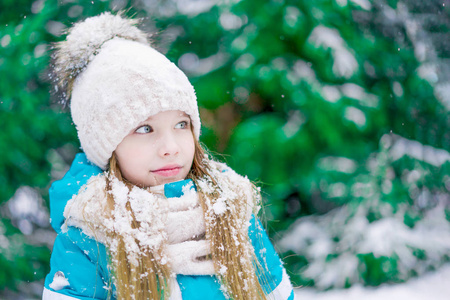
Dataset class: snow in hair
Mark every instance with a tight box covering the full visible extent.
[53,12,148,101]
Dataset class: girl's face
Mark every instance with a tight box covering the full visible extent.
[115,110,195,187]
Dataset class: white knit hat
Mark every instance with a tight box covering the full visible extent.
[54,13,200,170]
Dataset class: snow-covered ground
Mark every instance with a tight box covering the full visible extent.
[294,263,450,300]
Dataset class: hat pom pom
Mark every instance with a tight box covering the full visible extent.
[52,12,148,104]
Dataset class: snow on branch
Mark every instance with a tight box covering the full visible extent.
[386,134,450,167]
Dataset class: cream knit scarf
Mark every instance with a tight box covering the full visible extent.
[62,160,258,275]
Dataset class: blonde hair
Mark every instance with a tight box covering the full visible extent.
[105,155,171,299]
[104,137,268,299]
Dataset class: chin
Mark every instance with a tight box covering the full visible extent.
[163,177,185,184]
[147,177,180,187]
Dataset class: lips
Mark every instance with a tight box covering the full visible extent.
[152,165,182,177]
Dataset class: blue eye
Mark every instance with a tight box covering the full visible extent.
[135,125,152,134]
[175,121,189,129]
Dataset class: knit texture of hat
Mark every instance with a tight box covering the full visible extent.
[53,12,200,170]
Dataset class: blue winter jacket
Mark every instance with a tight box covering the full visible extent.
[43,153,294,299]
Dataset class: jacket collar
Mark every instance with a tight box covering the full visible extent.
[149,179,197,198]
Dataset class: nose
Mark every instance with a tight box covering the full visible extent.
[157,132,180,157]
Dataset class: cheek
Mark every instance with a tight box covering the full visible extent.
[115,140,151,172]
[116,143,135,164]
[123,145,148,159]
[117,136,153,158]
[183,134,195,161]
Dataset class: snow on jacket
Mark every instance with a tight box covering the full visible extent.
[43,153,294,299]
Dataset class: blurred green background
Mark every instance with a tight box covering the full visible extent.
[1,0,449,298]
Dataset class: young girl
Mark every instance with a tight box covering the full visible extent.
[43,12,294,300]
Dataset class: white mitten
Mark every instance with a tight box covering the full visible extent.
[165,206,206,244]
[166,240,215,275]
